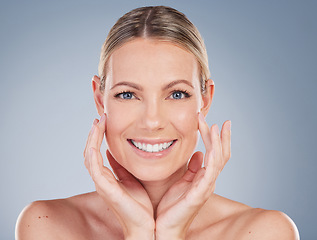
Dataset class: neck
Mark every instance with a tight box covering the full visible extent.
[139,164,187,217]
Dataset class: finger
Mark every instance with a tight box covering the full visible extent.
[183,151,203,182]
[84,119,98,158]
[106,150,136,182]
[198,112,212,150]
[84,114,106,160]
[84,119,99,171]
[205,124,222,179]
[221,120,231,162]
[89,147,103,182]
[96,113,107,150]
[89,115,106,159]
[90,148,119,197]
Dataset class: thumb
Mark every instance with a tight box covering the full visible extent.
[183,151,204,182]
[188,151,204,173]
[106,150,135,182]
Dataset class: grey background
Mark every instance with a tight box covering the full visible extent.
[1,0,316,239]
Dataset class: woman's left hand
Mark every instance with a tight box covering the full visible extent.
[155,114,231,240]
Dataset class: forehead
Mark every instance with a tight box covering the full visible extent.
[107,38,200,85]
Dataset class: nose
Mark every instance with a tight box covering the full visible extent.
[139,99,166,131]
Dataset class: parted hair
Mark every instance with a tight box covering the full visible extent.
[98,5,210,93]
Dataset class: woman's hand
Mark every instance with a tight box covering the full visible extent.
[83,114,155,240]
[155,113,231,240]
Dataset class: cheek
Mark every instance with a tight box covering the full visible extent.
[171,104,199,163]
[106,104,122,135]
[104,102,131,155]
[171,102,199,133]
[105,99,135,133]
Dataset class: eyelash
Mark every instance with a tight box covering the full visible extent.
[114,91,137,100]
[114,89,192,100]
[169,89,192,99]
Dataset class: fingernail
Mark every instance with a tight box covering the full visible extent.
[227,121,231,131]
[214,124,220,135]
[93,119,98,125]
[199,112,205,121]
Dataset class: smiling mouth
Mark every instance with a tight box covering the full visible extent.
[129,139,176,153]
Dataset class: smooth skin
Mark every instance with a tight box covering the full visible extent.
[16,39,299,239]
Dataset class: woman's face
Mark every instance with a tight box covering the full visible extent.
[103,38,205,181]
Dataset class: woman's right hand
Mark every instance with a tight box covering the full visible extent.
[83,113,155,240]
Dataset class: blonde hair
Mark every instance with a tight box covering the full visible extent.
[98,5,210,93]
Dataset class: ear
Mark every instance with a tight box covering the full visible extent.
[92,75,104,116]
[200,79,214,117]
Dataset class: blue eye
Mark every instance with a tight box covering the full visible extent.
[116,91,135,99]
[171,91,191,99]
[172,91,183,99]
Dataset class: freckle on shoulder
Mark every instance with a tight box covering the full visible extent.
[16,199,78,240]
[237,208,299,239]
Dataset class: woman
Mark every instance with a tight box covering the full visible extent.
[16,6,299,240]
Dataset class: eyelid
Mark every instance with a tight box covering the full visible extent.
[114,91,138,100]
[167,89,192,99]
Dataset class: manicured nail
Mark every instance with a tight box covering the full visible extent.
[199,112,205,121]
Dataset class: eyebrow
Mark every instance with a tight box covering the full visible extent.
[163,79,194,90]
[110,82,143,91]
[110,79,194,91]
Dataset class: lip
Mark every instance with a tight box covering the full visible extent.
[127,138,177,159]
[129,138,175,145]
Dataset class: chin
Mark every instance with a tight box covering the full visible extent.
[134,170,170,182]
[127,162,187,183]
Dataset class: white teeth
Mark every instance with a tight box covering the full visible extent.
[147,144,153,152]
[131,140,174,153]
[159,143,163,150]
[153,144,159,152]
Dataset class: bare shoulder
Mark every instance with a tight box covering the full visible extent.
[189,195,299,240]
[233,208,300,240]
[15,194,89,240]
